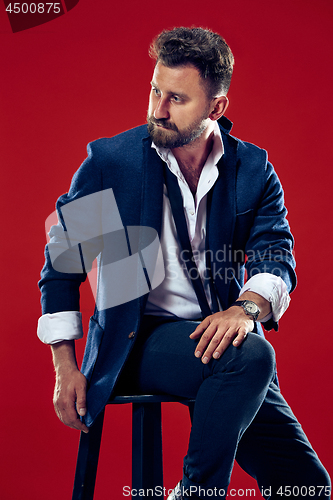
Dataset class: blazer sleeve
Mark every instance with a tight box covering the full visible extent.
[39,143,104,314]
[244,156,296,295]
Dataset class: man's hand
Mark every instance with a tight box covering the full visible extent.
[190,291,271,364]
[53,367,89,433]
[51,340,89,433]
[190,307,254,363]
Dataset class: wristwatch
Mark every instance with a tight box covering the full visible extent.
[230,300,260,321]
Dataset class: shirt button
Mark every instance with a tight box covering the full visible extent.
[190,210,195,216]
[128,331,136,339]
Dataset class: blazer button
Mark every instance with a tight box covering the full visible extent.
[128,331,136,339]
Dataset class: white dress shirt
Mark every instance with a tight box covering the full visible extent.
[37,123,289,344]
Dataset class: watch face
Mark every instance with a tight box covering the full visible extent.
[246,302,258,313]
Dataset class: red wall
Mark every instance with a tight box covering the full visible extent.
[0,1,332,498]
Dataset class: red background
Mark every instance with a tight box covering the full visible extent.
[0,1,332,498]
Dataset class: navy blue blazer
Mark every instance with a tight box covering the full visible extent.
[39,116,296,426]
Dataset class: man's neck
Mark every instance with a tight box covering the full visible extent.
[171,123,215,195]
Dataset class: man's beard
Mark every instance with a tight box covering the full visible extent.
[146,110,209,149]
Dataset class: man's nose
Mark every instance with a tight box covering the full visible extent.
[154,97,170,120]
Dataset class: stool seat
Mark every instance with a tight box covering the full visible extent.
[109,394,194,404]
[72,395,195,500]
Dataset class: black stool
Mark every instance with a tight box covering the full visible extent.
[72,395,195,500]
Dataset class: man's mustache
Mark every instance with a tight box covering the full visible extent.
[148,116,178,132]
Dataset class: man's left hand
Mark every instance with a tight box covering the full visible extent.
[190,307,254,363]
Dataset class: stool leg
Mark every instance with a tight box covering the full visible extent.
[72,409,105,500]
[132,402,163,499]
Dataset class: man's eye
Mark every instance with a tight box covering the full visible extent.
[172,95,181,102]
[153,88,161,96]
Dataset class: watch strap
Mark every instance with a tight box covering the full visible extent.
[230,300,260,321]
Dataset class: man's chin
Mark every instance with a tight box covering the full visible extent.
[148,125,179,148]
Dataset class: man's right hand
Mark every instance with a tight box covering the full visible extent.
[51,340,89,433]
[53,367,89,433]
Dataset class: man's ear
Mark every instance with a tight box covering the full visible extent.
[209,96,229,121]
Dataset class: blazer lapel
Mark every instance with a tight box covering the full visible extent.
[135,136,164,315]
[207,131,239,309]
[140,136,164,236]
[137,125,239,312]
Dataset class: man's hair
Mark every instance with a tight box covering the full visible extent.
[149,27,234,99]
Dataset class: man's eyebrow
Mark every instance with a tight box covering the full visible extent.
[150,81,188,99]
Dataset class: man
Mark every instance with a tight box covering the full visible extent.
[38,27,330,499]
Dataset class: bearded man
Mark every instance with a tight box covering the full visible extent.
[38,27,330,499]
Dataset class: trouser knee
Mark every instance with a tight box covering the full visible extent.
[232,334,276,385]
[210,334,276,394]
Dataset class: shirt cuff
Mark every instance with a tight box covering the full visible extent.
[239,273,290,322]
[37,311,84,344]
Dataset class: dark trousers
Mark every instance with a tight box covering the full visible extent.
[117,316,331,499]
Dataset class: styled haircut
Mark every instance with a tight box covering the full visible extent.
[149,27,234,99]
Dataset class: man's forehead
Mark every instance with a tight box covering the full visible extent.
[151,62,205,94]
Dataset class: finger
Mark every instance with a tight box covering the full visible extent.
[189,317,211,339]
[66,414,89,433]
[194,323,221,360]
[74,419,89,434]
[56,402,89,433]
[201,328,236,363]
[75,391,89,433]
[65,403,89,433]
[233,327,249,347]
[76,385,87,417]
